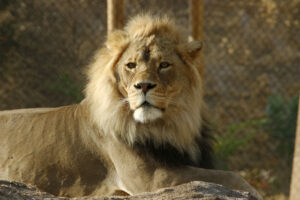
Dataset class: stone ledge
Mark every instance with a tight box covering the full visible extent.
[0,180,257,200]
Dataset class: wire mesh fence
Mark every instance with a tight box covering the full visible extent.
[204,0,300,126]
[0,0,299,199]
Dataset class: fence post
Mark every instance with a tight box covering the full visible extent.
[189,0,204,76]
[290,96,300,200]
[189,0,204,41]
[107,0,124,34]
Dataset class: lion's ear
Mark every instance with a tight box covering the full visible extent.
[106,30,130,52]
[184,40,203,59]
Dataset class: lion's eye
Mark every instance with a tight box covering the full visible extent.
[126,62,136,69]
[159,62,171,69]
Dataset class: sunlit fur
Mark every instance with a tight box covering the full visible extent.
[85,14,205,162]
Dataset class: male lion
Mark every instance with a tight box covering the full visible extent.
[0,14,262,199]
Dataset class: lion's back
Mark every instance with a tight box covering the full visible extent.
[0,106,79,187]
[0,104,112,196]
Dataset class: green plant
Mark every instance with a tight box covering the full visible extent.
[215,119,266,169]
[265,95,299,157]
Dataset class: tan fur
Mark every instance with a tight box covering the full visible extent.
[0,14,262,199]
[86,14,204,161]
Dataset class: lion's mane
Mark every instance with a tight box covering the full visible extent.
[85,14,214,167]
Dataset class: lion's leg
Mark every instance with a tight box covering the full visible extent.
[152,166,263,200]
[106,139,262,199]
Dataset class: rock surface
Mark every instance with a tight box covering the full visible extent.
[0,180,257,200]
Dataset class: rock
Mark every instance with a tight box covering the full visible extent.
[0,180,257,200]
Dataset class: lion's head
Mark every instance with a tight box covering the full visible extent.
[85,14,207,163]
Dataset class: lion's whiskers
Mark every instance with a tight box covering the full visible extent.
[147,94,178,106]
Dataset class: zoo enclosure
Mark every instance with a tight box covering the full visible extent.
[0,0,299,199]
[0,0,298,124]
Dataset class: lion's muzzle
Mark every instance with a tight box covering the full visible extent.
[134,81,157,95]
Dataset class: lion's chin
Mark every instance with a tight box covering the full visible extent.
[133,106,163,123]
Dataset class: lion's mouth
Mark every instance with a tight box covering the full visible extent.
[138,101,165,111]
[133,100,165,123]
[141,101,151,107]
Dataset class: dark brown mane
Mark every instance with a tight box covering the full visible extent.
[133,120,215,169]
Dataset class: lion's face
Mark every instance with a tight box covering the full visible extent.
[86,15,205,157]
[116,36,190,123]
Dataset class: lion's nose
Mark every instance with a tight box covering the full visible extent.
[134,82,157,94]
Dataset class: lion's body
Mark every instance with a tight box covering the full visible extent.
[0,14,262,199]
[0,104,114,196]
[0,102,211,197]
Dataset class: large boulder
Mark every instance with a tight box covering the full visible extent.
[0,180,257,200]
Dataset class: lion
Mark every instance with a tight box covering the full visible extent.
[0,14,262,199]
